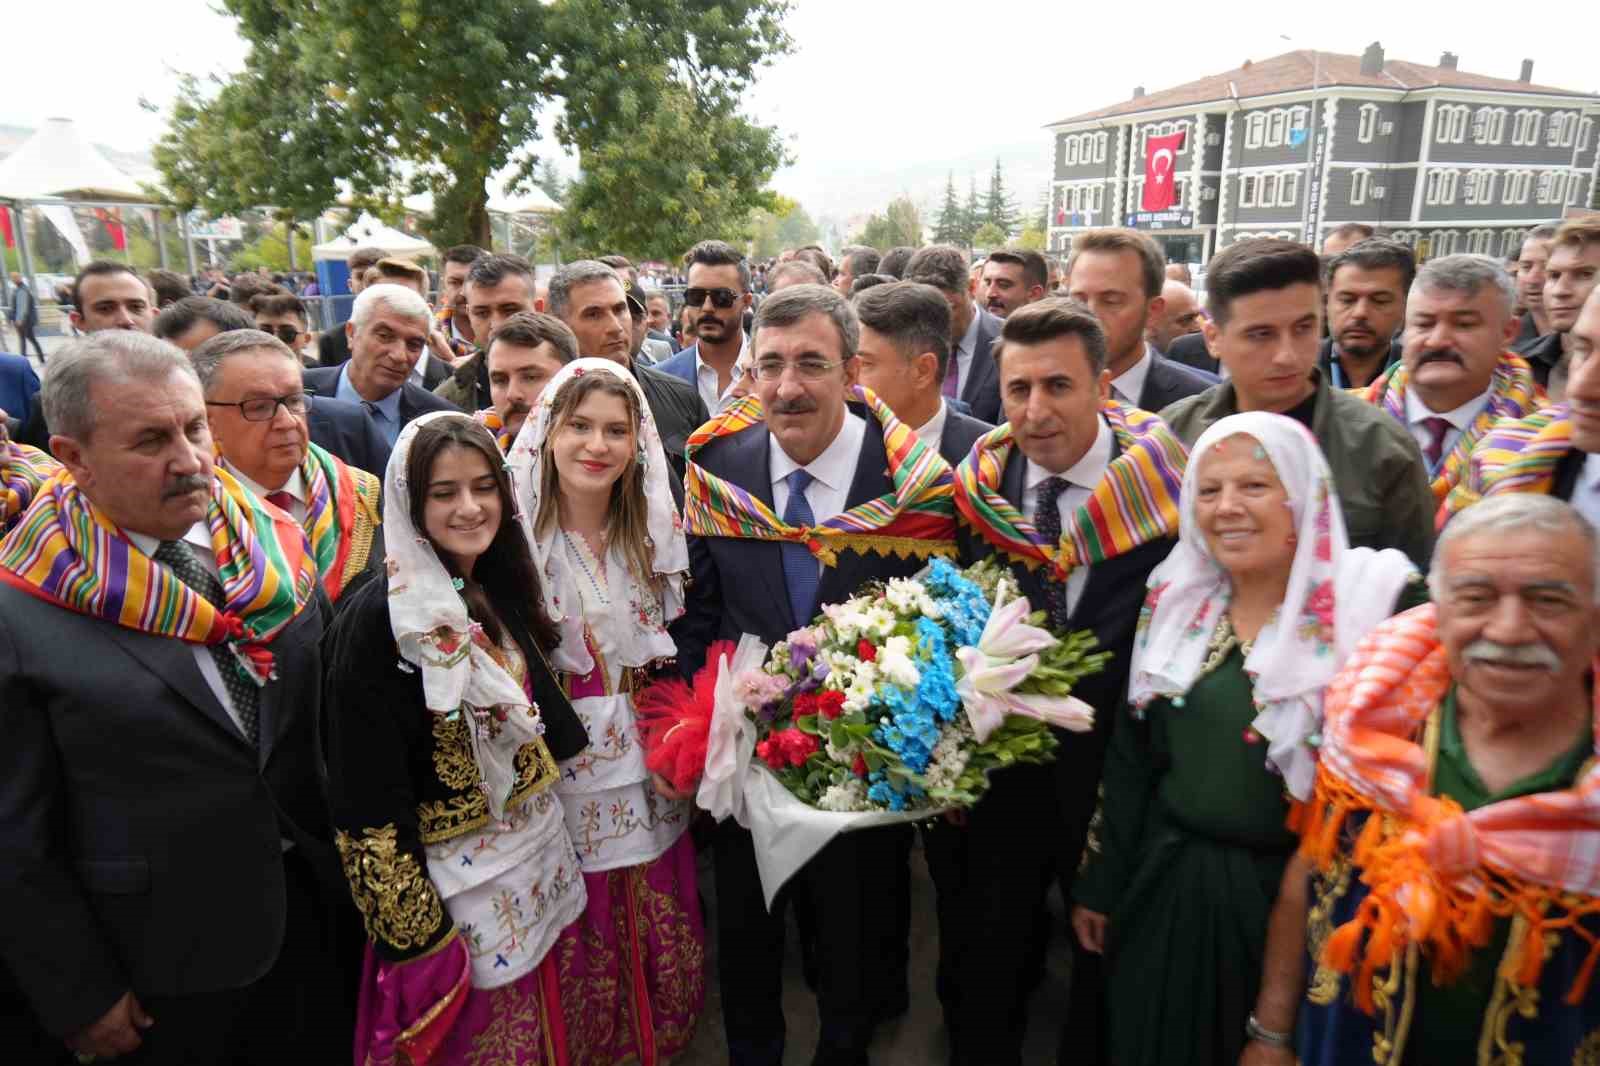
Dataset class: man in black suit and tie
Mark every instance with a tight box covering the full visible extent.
[302,283,457,448]
[1064,228,1216,412]
[906,245,1004,424]
[0,331,348,1062]
[853,280,993,463]
[674,285,948,1066]
[935,300,1182,1066]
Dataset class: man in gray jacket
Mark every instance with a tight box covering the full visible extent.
[8,272,44,359]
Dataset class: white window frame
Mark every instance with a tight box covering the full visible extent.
[1094,132,1108,163]
[1259,173,1279,208]
[1351,168,1371,206]
[1267,109,1288,147]
[1464,169,1497,206]
[1357,104,1380,143]
[1245,112,1266,149]
[1279,170,1299,207]
[1547,114,1565,148]
[1566,172,1583,206]
[1579,118,1594,151]
[1500,229,1524,258]
[1536,171,1555,204]
[1239,174,1257,207]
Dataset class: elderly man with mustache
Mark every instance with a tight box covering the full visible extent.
[1358,254,1541,505]
[1242,493,1600,1066]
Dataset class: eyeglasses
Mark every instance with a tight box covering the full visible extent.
[206,392,309,422]
[685,287,741,309]
[751,357,845,382]
[262,324,303,345]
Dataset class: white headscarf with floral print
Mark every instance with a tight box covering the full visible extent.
[1128,412,1416,800]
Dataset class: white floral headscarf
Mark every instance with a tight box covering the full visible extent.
[1128,411,1416,800]
[385,410,549,819]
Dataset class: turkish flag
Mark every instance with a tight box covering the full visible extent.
[92,207,127,251]
[0,207,12,249]
[1141,131,1186,211]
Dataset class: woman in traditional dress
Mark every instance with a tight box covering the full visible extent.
[505,357,705,1065]
[1069,411,1425,1066]
[324,412,591,1065]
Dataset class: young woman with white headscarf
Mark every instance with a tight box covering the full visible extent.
[1069,411,1425,1066]
[323,412,591,1064]
[505,357,705,1066]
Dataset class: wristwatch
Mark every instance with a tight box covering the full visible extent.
[1246,1013,1292,1048]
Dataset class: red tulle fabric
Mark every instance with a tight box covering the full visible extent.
[634,640,733,795]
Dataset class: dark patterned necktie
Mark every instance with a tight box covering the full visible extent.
[153,540,261,747]
[1420,416,1452,472]
[1033,476,1071,626]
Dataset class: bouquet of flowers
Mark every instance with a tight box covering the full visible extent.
[637,557,1110,902]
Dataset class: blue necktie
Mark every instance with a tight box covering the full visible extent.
[781,468,820,629]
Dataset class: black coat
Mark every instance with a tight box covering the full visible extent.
[302,366,459,434]
[306,395,392,478]
[1137,353,1217,411]
[960,308,1005,425]
[635,361,709,488]
[938,407,994,466]
[1162,331,1218,375]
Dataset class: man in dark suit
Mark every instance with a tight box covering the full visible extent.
[906,245,1004,424]
[1065,228,1217,412]
[1318,238,1414,389]
[853,280,993,463]
[0,351,40,430]
[547,260,707,480]
[672,285,941,1066]
[1163,328,1219,374]
[932,300,1177,1066]
[654,240,754,417]
[0,331,348,1062]
[302,283,456,448]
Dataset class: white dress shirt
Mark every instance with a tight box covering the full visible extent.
[952,308,982,396]
[229,464,309,524]
[1020,414,1113,617]
[1110,345,1156,408]
[913,399,950,450]
[1575,454,1600,532]
[771,409,867,577]
[1404,386,1491,472]
[695,336,749,416]
[407,350,434,390]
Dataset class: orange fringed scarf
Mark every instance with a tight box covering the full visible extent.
[1298,604,1600,1013]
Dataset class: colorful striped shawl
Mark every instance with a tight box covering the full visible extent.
[0,434,61,533]
[1301,604,1600,1010]
[0,466,316,684]
[1442,403,1572,518]
[1361,352,1542,501]
[682,387,956,565]
[300,442,382,601]
[952,401,1188,580]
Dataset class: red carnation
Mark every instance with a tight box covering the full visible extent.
[852,753,868,778]
[793,691,819,717]
[816,690,846,720]
[755,737,787,771]
[775,728,819,767]
[856,639,877,662]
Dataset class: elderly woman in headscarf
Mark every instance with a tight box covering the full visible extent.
[1069,411,1427,1066]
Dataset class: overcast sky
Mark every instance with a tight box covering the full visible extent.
[8,0,1595,224]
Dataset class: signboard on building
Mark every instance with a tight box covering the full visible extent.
[1302,107,1329,244]
[1125,210,1194,230]
[187,214,243,240]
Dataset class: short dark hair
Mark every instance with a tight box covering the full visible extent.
[840,246,882,277]
[993,297,1108,375]
[227,273,287,309]
[1326,223,1375,245]
[250,292,309,326]
[487,311,579,365]
[346,246,385,273]
[466,253,536,290]
[853,281,953,382]
[903,245,970,295]
[152,296,253,341]
[1324,237,1417,292]
[445,244,487,267]
[1067,229,1164,298]
[685,240,751,291]
[72,260,141,309]
[753,284,859,362]
[1204,239,1322,328]
[793,247,834,283]
[848,274,896,296]
[986,247,1049,291]
[878,246,916,279]
[146,269,189,308]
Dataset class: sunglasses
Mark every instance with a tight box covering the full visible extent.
[263,323,303,345]
[685,287,741,309]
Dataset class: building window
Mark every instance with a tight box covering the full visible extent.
[1500,229,1525,258]
[1425,168,1460,205]
[1259,173,1279,208]
[1279,171,1299,207]
[1547,114,1565,148]
[1435,105,1469,144]
[1351,168,1372,205]
[1357,104,1380,143]
[1239,174,1257,207]
[1512,109,1543,146]
[1566,172,1584,206]
[1094,132,1108,163]
[1579,118,1594,151]
[1468,229,1495,255]
[1464,169,1497,205]
[1245,113,1265,149]
[1472,107,1506,145]
[1506,169,1533,204]
[1267,110,1289,147]
[1536,171,1555,204]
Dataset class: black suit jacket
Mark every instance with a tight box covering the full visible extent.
[960,309,1004,425]
[307,395,392,478]
[302,365,458,434]
[938,408,993,467]
[635,361,709,488]
[673,405,938,676]
[317,328,352,368]
[1163,331,1219,375]
[1519,331,1563,389]
[1137,353,1217,412]
[0,580,338,1036]
[417,353,452,392]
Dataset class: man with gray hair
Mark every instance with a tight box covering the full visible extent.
[547,260,705,482]
[0,331,350,1061]
[193,329,384,601]
[1250,493,1600,1066]
[904,244,1003,423]
[1358,253,1538,504]
[303,283,457,447]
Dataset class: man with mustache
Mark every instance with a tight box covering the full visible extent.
[0,331,351,1062]
[655,240,754,417]
[1358,255,1539,504]
[979,247,1048,319]
[1319,239,1412,389]
[1523,218,1600,398]
[1245,494,1600,1066]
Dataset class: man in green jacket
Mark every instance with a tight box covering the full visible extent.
[1160,238,1434,568]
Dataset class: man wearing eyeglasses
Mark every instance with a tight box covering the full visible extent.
[192,328,384,601]
[655,240,753,416]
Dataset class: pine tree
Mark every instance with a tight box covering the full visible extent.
[961,173,982,247]
[932,171,965,244]
[983,158,1019,236]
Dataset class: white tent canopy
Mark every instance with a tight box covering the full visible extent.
[0,117,154,202]
[400,181,562,218]
[311,212,436,261]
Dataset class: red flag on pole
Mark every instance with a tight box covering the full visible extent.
[0,207,13,249]
[92,207,127,251]
[1140,132,1186,211]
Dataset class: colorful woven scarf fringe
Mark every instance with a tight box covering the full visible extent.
[1443,403,1572,518]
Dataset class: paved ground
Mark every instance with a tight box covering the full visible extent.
[676,834,1073,1065]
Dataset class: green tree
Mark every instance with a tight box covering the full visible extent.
[777,202,821,248]
[1015,222,1047,253]
[749,199,819,258]
[154,0,792,249]
[532,159,568,210]
[932,171,965,245]
[983,158,1018,236]
[854,197,923,251]
[971,222,1006,251]
[961,174,982,247]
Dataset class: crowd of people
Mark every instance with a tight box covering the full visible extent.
[0,215,1598,1066]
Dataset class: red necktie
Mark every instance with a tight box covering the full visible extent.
[1421,417,1452,469]
[266,491,295,514]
